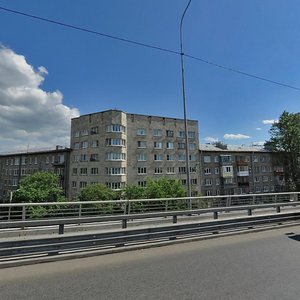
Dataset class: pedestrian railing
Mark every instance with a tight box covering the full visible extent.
[0,192,299,222]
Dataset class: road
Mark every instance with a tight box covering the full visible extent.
[1,225,300,300]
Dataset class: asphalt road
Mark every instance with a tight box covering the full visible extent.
[1,226,300,300]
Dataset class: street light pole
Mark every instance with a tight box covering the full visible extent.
[180,0,192,201]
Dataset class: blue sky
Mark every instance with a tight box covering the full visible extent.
[0,0,299,151]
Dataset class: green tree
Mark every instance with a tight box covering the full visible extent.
[78,184,117,201]
[265,111,300,191]
[13,171,65,203]
[78,184,118,215]
[123,184,145,200]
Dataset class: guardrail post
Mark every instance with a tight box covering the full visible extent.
[59,224,64,234]
[226,197,231,207]
[274,194,278,203]
[165,200,168,212]
[276,206,281,213]
[22,206,26,221]
[128,201,131,215]
[173,215,177,223]
[213,211,218,219]
[122,219,127,229]
[248,208,252,216]
[252,196,256,205]
[78,204,82,218]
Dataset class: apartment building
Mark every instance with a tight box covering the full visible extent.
[69,110,200,198]
[199,144,285,196]
[0,146,70,202]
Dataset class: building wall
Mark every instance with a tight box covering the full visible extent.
[69,110,200,198]
[0,148,70,202]
[199,148,284,196]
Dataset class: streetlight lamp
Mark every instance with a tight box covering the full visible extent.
[180,0,192,201]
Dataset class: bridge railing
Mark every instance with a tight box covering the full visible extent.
[0,192,299,222]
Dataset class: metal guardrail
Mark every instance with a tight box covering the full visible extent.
[1,212,300,262]
[0,192,299,222]
[1,201,300,234]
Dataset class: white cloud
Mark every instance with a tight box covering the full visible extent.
[224,133,251,140]
[204,137,219,143]
[256,127,262,131]
[262,119,278,125]
[0,46,80,152]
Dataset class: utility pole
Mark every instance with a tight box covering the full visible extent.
[180,0,192,202]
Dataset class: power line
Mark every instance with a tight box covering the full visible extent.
[1,5,300,91]
[0,6,180,56]
[185,54,300,91]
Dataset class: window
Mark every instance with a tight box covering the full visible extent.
[73,131,80,138]
[204,178,212,186]
[137,141,147,148]
[189,155,196,161]
[205,190,212,196]
[262,175,268,182]
[137,153,147,161]
[178,154,186,161]
[106,153,126,161]
[80,168,88,175]
[46,156,49,164]
[106,124,126,133]
[138,167,147,174]
[220,155,232,163]
[254,166,260,173]
[238,166,248,172]
[74,142,80,149]
[90,154,99,161]
[177,131,185,138]
[154,154,163,161]
[223,166,232,173]
[181,179,187,185]
[81,141,88,149]
[106,167,126,175]
[216,178,220,185]
[167,154,174,161]
[73,155,80,162]
[204,156,211,163]
[91,126,99,134]
[91,168,99,175]
[153,129,162,136]
[204,168,211,174]
[224,178,233,184]
[34,157,38,165]
[255,186,261,192]
[106,182,126,190]
[138,181,147,187]
[91,140,99,148]
[214,156,219,163]
[263,186,269,192]
[215,167,219,174]
[137,128,146,136]
[72,181,77,188]
[261,166,266,172]
[178,142,185,149]
[154,142,163,149]
[154,167,163,174]
[254,176,259,182]
[80,154,88,162]
[166,142,174,149]
[12,179,18,187]
[166,130,174,137]
[81,129,89,136]
[179,167,186,173]
[167,167,175,174]
[80,181,87,188]
[72,168,77,175]
[253,156,258,162]
[188,131,195,138]
[191,179,197,185]
[190,166,196,173]
[260,156,266,162]
[189,143,196,150]
[216,189,221,195]
[106,138,126,146]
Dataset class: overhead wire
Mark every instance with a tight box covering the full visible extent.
[1,5,300,91]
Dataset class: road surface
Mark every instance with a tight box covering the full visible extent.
[1,225,300,299]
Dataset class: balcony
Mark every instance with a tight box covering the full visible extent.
[237,171,249,177]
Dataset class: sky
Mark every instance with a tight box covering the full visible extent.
[0,0,299,152]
